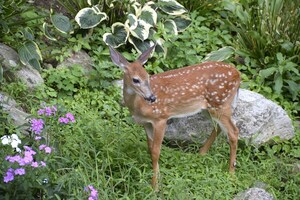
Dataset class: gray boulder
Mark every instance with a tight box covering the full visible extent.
[233,187,274,200]
[0,93,29,134]
[0,43,44,89]
[57,50,94,75]
[165,89,295,145]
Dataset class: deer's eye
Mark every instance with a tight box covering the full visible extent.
[132,78,141,84]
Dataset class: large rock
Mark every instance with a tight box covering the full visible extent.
[233,187,274,200]
[165,89,294,145]
[0,93,30,134]
[57,50,94,75]
[0,43,44,89]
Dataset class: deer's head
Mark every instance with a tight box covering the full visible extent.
[109,45,156,103]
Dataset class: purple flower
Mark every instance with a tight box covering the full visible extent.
[35,136,42,141]
[44,147,52,154]
[31,118,44,134]
[86,185,98,200]
[37,108,45,115]
[31,162,39,168]
[4,168,14,183]
[59,117,69,124]
[65,113,76,123]
[52,105,57,113]
[45,107,52,116]
[39,144,47,150]
[24,146,36,156]
[6,155,21,163]
[40,161,46,167]
[14,168,26,176]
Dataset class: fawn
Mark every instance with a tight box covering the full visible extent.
[109,45,240,190]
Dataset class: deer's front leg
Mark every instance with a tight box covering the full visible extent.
[144,123,154,153]
[149,119,167,191]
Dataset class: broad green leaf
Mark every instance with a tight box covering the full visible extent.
[138,5,157,27]
[235,5,249,24]
[75,7,108,29]
[285,80,300,100]
[21,27,34,40]
[18,41,42,71]
[43,23,57,41]
[28,58,41,71]
[51,14,73,34]
[276,52,284,62]
[274,73,283,94]
[172,15,192,32]
[130,19,152,41]
[103,22,129,48]
[204,46,235,61]
[145,1,157,10]
[164,19,178,35]
[155,38,167,56]
[125,14,138,31]
[128,36,154,54]
[158,0,187,15]
[285,61,299,75]
[259,67,277,79]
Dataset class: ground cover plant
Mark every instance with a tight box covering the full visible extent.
[0,0,299,199]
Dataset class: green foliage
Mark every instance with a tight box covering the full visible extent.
[146,11,233,73]
[42,65,88,96]
[223,0,300,64]
[103,0,192,54]
[0,0,33,36]
[0,1,44,71]
[221,0,300,113]
[177,0,221,14]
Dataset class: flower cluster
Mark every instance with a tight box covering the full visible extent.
[1,134,22,152]
[4,146,48,183]
[85,185,98,200]
[3,104,76,186]
[4,168,26,183]
[59,113,76,124]
[37,105,57,116]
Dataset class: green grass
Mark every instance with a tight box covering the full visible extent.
[1,81,299,199]
[40,92,299,199]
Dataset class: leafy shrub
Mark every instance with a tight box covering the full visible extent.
[221,0,300,114]
[144,10,233,73]
[177,0,221,14]
[42,65,88,96]
[0,1,44,72]
[223,0,300,64]
[103,0,192,54]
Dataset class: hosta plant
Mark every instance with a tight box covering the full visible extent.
[103,0,192,54]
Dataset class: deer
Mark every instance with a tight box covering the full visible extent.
[109,45,241,191]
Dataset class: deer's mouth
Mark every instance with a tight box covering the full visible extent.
[144,94,156,103]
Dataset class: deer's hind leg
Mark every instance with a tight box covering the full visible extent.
[207,107,239,172]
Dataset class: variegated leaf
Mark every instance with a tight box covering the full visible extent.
[51,14,73,34]
[138,5,157,27]
[103,22,129,48]
[125,14,138,31]
[18,41,42,71]
[130,19,152,41]
[158,0,187,15]
[128,36,155,54]
[164,19,178,35]
[75,7,108,29]
[43,23,57,41]
[173,15,192,32]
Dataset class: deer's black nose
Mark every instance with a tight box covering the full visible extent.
[145,94,156,103]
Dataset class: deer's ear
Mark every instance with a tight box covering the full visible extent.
[109,46,130,70]
[137,45,156,65]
